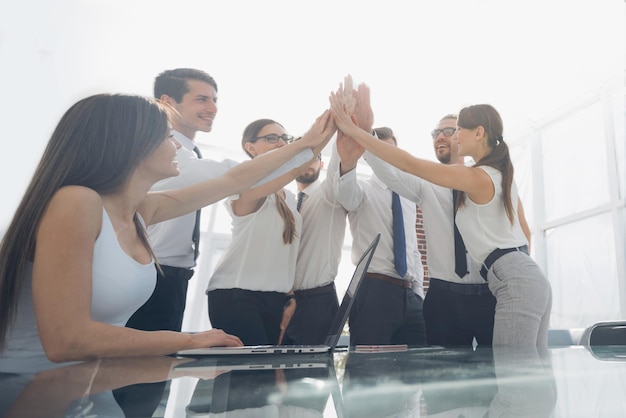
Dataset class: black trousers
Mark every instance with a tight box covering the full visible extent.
[112,382,165,418]
[423,278,496,347]
[285,286,339,345]
[126,265,192,332]
[348,277,427,347]
[208,288,285,345]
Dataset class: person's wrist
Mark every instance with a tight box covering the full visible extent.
[284,294,295,308]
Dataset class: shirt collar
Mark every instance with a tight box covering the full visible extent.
[299,178,321,195]
[172,129,196,152]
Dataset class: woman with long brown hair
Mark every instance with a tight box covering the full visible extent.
[330,85,551,347]
[207,113,335,345]
[0,94,331,373]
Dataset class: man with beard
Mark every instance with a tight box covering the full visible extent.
[365,114,530,347]
[125,68,231,333]
[282,147,348,345]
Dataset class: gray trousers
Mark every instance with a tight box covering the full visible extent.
[487,251,552,347]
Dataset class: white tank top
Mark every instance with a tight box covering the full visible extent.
[455,166,528,263]
[0,208,156,373]
[91,209,156,325]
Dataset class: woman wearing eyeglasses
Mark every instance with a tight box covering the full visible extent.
[206,114,335,345]
[330,84,552,347]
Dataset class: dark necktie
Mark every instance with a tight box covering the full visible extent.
[296,191,306,212]
[452,189,468,277]
[192,146,203,261]
[391,191,407,277]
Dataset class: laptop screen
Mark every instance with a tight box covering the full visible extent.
[323,234,380,348]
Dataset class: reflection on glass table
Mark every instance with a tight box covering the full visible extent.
[1,345,625,417]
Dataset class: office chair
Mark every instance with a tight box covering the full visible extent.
[580,321,626,346]
[580,321,626,362]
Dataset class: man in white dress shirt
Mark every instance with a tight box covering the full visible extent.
[365,115,499,347]
[126,69,313,333]
[330,128,427,347]
[283,147,348,344]
[125,68,236,332]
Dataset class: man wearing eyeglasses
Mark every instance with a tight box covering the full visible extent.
[365,114,502,347]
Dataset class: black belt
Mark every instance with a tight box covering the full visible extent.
[159,265,195,281]
[428,278,491,296]
[365,273,411,289]
[479,245,529,280]
[294,282,336,299]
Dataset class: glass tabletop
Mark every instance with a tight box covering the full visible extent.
[1,345,625,417]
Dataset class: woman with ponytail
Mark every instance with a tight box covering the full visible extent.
[206,113,335,345]
[330,84,551,347]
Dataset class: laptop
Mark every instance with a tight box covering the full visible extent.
[177,233,380,356]
[174,353,330,372]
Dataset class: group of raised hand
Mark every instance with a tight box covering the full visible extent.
[329,74,372,136]
[292,75,377,170]
[326,75,393,173]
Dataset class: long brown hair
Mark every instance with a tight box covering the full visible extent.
[0,94,169,350]
[241,119,297,244]
[455,104,515,224]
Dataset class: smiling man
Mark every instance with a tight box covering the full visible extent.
[364,114,498,347]
[432,115,459,164]
[421,114,499,346]
[126,68,238,333]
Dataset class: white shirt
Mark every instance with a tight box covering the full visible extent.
[329,149,424,299]
[365,152,485,284]
[148,130,314,268]
[456,166,528,263]
[206,191,301,293]
[148,130,237,268]
[294,147,347,290]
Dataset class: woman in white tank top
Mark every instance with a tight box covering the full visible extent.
[0,94,334,370]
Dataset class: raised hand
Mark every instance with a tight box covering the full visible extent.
[299,109,336,155]
[329,90,361,138]
[341,74,357,114]
[336,129,365,175]
[337,127,365,162]
[353,83,373,132]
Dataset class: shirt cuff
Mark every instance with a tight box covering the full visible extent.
[252,148,314,188]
